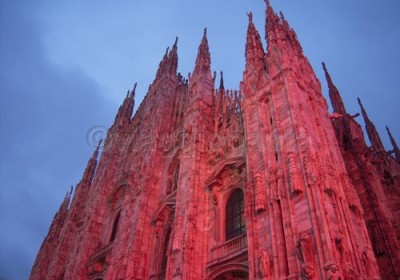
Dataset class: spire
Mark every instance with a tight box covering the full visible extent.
[264,0,302,54]
[219,71,224,90]
[114,84,136,127]
[189,29,213,105]
[59,187,72,214]
[245,12,265,70]
[322,62,347,114]
[155,38,179,78]
[81,140,101,184]
[357,97,385,153]
[386,126,400,163]
[192,28,211,77]
[265,0,280,47]
[168,37,178,74]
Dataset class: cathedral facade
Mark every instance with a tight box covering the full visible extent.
[30,1,400,279]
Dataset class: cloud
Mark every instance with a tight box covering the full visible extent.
[0,0,114,279]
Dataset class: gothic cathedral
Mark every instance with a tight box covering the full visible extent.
[31,1,400,279]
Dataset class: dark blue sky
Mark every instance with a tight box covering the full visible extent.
[1,0,399,279]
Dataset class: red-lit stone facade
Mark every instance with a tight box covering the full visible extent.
[30,1,400,279]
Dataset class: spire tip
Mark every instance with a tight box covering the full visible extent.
[247,12,253,22]
[97,139,103,148]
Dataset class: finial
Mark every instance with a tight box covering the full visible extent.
[357,97,363,107]
[165,47,170,56]
[97,139,103,149]
[265,0,270,7]
[279,11,285,20]
[174,36,178,47]
[386,126,400,156]
[322,62,331,81]
[219,71,224,90]
[357,97,366,114]
[247,12,253,22]
[203,27,207,36]
[128,83,137,98]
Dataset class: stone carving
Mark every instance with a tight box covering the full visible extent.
[324,263,339,280]
[259,249,271,278]
[297,232,313,264]
[212,194,218,206]
[254,172,267,213]
[343,266,356,280]
[302,263,315,280]
[287,152,304,193]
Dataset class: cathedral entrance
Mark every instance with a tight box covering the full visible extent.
[212,270,249,280]
[207,263,249,280]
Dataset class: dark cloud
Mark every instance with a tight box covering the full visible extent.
[0,0,114,279]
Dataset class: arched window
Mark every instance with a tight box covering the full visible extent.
[225,189,246,240]
[110,210,121,242]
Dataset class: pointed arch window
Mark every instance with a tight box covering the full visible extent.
[225,189,246,240]
[110,210,121,242]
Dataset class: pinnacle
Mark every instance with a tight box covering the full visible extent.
[247,12,253,22]
[357,97,371,125]
[322,62,347,114]
[130,82,137,98]
[264,0,303,54]
[245,13,265,70]
[322,62,327,72]
[357,97,366,118]
[386,126,400,163]
[219,71,224,90]
[358,97,385,152]
[155,38,179,78]
[357,97,364,110]
[192,28,211,77]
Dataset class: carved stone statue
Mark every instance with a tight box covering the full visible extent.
[259,249,271,278]
[254,172,266,212]
[324,262,339,280]
[298,232,313,264]
[302,263,315,280]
